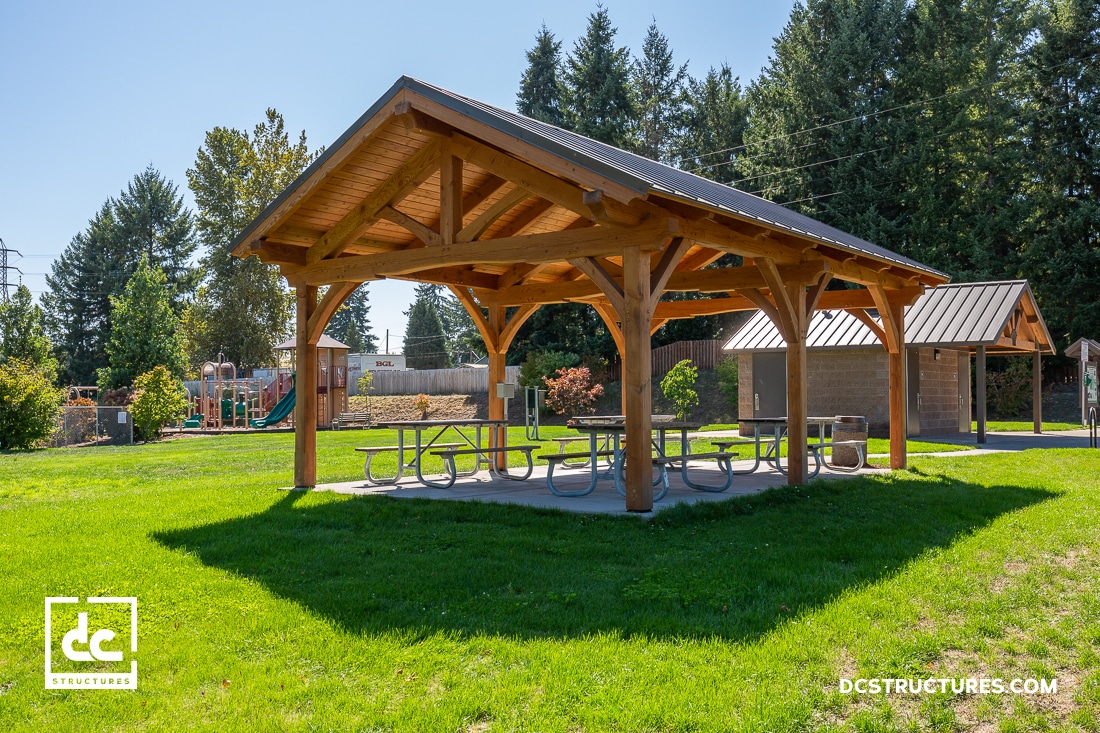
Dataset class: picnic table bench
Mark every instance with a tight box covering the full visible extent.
[355,442,463,484]
[428,444,539,489]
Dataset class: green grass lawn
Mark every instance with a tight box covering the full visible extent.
[972,420,1083,432]
[2,433,1098,730]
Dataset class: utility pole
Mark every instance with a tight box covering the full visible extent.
[0,238,22,301]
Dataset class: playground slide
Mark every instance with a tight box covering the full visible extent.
[250,387,295,428]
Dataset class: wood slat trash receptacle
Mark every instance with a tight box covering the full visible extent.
[832,416,868,467]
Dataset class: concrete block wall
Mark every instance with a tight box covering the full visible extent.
[736,349,891,438]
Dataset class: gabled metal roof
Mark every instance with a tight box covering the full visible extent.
[230,76,947,282]
[1065,337,1100,360]
[275,335,349,351]
[724,281,1054,354]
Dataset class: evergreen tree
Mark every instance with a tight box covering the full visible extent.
[403,289,450,370]
[1020,0,1100,344]
[632,20,689,161]
[0,284,56,377]
[97,257,186,391]
[562,4,636,147]
[895,0,1035,278]
[112,165,198,308]
[742,0,910,250]
[186,109,315,371]
[43,169,196,385]
[518,24,566,126]
[674,65,750,184]
[325,284,378,353]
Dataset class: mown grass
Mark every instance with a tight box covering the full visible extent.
[1,433,1098,731]
[971,420,1083,432]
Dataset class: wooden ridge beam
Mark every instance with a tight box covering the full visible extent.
[391,266,499,290]
[652,295,756,319]
[286,221,672,285]
[305,138,441,264]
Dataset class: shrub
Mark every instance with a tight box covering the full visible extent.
[0,358,63,449]
[130,366,188,441]
[660,359,700,421]
[519,350,580,389]
[101,388,133,406]
[543,366,603,416]
[357,371,374,395]
[413,393,431,418]
[716,355,739,408]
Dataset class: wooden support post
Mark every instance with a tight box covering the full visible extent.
[976,345,987,444]
[1033,350,1042,434]
[785,284,808,485]
[294,285,319,488]
[622,245,653,512]
[487,305,507,468]
[888,348,906,469]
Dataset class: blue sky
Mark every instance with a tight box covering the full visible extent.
[0,0,795,348]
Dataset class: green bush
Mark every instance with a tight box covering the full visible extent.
[716,355,739,408]
[130,366,188,441]
[986,357,1034,418]
[0,358,62,449]
[660,359,699,421]
[519,350,579,389]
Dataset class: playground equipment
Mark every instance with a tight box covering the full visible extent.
[193,354,266,429]
[251,377,296,428]
[271,335,349,429]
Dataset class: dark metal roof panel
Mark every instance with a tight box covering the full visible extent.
[406,79,946,279]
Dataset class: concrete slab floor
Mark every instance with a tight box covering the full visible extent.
[289,458,881,518]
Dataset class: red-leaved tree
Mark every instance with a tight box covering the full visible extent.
[543,366,603,416]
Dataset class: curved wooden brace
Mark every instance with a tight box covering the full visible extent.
[449,286,498,353]
[498,304,539,353]
[307,282,359,344]
[846,308,889,348]
[593,302,626,356]
[868,284,902,354]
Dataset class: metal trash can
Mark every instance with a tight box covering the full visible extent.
[831,416,868,467]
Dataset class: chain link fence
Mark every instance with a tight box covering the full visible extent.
[51,406,133,448]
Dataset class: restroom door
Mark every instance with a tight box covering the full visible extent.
[907,349,921,437]
[752,352,788,417]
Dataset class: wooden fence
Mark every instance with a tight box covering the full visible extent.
[608,340,723,381]
[368,366,521,395]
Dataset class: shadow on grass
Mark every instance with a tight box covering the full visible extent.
[153,472,1052,641]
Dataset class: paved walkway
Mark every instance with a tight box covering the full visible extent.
[908,429,1093,456]
[299,456,879,518]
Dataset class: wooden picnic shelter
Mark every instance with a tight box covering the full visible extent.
[229,77,949,511]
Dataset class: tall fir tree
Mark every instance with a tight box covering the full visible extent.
[1020,0,1100,345]
[97,257,187,391]
[562,4,636,147]
[517,24,566,126]
[186,109,315,372]
[43,169,196,385]
[324,284,378,353]
[403,287,450,370]
[674,65,750,184]
[741,0,910,251]
[631,20,689,161]
[894,0,1034,277]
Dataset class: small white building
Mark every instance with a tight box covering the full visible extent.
[348,354,406,395]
